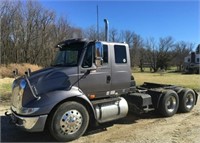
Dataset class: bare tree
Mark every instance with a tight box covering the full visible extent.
[130,33,143,67]
[173,42,193,71]
[0,0,78,66]
[110,28,120,42]
[121,30,134,47]
[83,25,98,40]
[156,36,175,70]
[0,0,21,64]
[145,38,158,72]
[83,25,105,41]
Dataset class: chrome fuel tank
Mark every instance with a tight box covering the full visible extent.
[95,97,128,123]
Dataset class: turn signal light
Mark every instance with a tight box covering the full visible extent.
[89,94,96,99]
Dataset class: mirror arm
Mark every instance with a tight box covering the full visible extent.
[70,69,93,89]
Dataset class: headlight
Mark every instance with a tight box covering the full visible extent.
[20,79,26,89]
[20,107,40,115]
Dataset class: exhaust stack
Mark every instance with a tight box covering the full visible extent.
[104,19,109,42]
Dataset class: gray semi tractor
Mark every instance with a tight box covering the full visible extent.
[6,21,198,142]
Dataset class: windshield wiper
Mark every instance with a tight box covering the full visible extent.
[51,64,77,67]
[51,64,63,67]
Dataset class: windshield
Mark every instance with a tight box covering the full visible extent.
[52,42,85,67]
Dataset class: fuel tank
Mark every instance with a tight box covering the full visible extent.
[94,97,128,123]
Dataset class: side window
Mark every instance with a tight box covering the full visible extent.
[197,58,199,63]
[114,45,127,64]
[103,45,108,64]
[82,43,108,68]
[188,58,190,62]
[82,44,93,68]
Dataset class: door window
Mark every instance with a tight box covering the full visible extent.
[82,43,109,68]
[82,44,94,68]
[114,45,127,64]
[103,45,108,64]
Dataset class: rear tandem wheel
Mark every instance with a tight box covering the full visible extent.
[159,90,179,117]
[178,88,196,113]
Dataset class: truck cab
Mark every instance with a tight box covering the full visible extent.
[47,38,131,99]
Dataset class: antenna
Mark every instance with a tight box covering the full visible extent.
[104,19,109,42]
[97,4,99,40]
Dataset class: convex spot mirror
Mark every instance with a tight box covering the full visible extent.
[95,42,103,67]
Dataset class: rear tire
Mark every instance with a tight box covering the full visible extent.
[178,88,196,113]
[159,90,179,117]
[48,101,89,142]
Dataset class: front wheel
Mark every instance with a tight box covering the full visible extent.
[48,101,89,142]
[159,90,179,117]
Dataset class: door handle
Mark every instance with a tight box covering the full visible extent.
[106,75,111,84]
[80,70,86,73]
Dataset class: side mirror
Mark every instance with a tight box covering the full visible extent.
[95,42,103,67]
[25,68,31,77]
[13,69,18,78]
[95,57,103,67]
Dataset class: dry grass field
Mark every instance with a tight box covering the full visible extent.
[0,73,199,102]
[0,63,42,78]
[0,65,199,102]
[133,72,200,91]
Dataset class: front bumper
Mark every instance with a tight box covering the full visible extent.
[6,110,48,132]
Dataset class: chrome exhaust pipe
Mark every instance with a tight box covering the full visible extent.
[104,19,109,42]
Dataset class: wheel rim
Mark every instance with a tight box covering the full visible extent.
[166,96,177,113]
[185,93,194,109]
[60,110,83,135]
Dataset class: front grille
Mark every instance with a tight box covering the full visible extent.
[11,85,23,112]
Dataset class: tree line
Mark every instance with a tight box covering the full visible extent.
[0,0,82,67]
[0,0,194,72]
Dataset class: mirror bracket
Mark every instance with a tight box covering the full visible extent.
[95,42,103,67]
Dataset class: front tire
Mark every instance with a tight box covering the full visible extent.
[49,101,89,142]
[159,90,179,117]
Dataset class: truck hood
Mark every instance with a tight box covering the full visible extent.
[29,67,57,80]
[12,66,79,108]
[28,67,76,95]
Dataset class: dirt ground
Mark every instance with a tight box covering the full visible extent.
[1,95,200,143]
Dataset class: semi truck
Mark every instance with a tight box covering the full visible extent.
[183,44,200,74]
[6,20,198,142]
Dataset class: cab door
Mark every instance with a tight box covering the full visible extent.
[78,42,111,99]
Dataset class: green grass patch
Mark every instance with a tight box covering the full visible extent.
[0,78,14,102]
[1,83,12,92]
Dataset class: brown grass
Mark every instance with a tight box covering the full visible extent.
[0,63,42,78]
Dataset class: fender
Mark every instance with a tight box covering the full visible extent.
[192,89,198,105]
[24,86,96,118]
